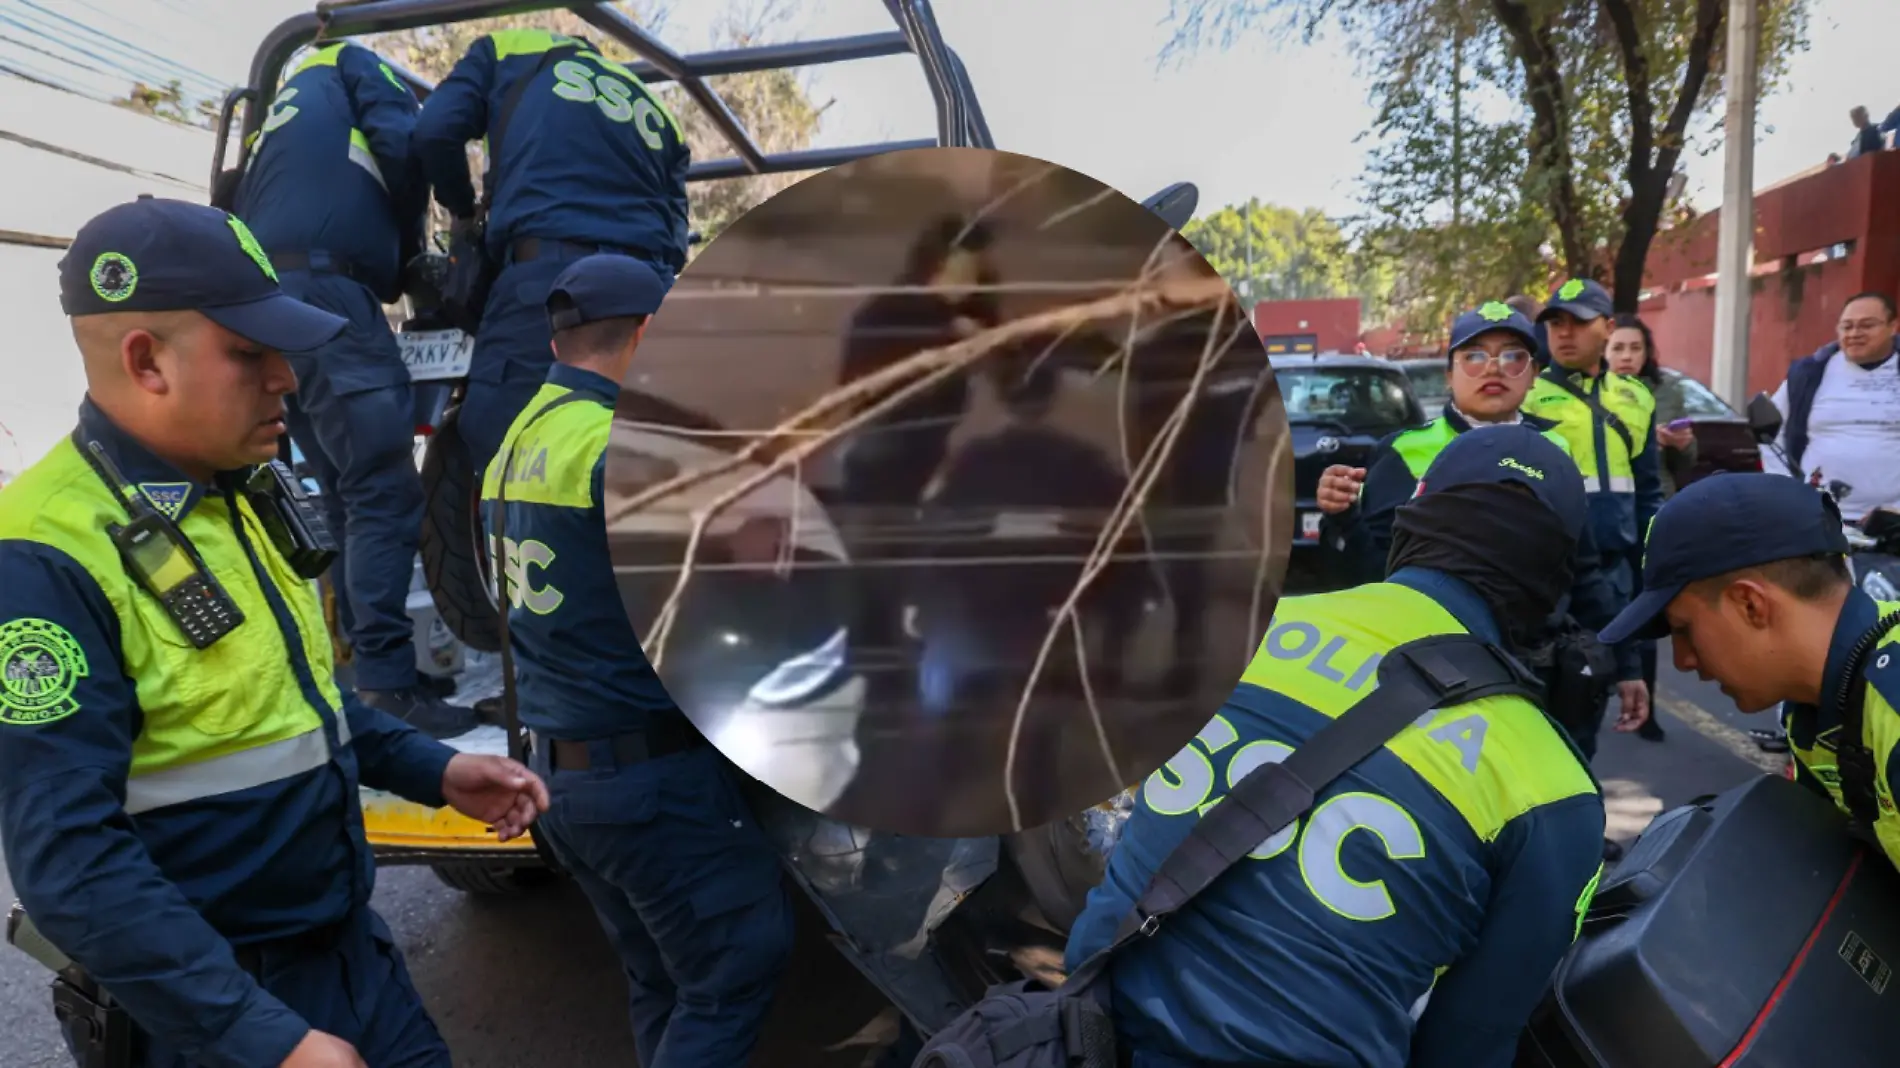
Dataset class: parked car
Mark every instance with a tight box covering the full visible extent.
[1392,356,1449,421]
[1271,353,1426,581]
[1652,367,1763,486]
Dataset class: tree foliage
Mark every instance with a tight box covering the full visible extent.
[1181,199,1394,312]
[1165,0,1810,330]
[360,0,825,252]
[116,79,219,129]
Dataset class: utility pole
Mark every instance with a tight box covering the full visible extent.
[1710,0,1759,409]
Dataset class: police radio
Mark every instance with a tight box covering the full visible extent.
[244,460,337,579]
[75,436,245,650]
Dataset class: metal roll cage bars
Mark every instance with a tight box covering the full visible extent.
[208,0,994,194]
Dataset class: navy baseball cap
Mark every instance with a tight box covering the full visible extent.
[1448,301,1540,352]
[1538,278,1614,323]
[1413,423,1588,542]
[1600,473,1851,644]
[58,196,345,353]
[546,254,674,332]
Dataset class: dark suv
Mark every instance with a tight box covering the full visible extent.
[1271,353,1426,581]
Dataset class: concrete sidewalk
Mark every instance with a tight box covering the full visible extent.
[1591,681,1786,845]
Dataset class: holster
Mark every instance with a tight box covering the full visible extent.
[1538,623,1618,735]
[52,970,139,1068]
[8,905,138,1068]
[436,222,496,337]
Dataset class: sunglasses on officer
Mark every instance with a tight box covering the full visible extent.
[1449,345,1534,378]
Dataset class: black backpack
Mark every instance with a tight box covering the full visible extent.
[910,634,1547,1068]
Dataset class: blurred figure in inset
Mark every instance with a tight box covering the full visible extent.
[836,355,1146,833]
[834,215,1004,709]
[837,216,1002,506]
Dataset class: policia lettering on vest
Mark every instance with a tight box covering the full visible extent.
[1601,473,1900,870]
[0,198,549,1068]
[1045,425,1607,1068]
[478,254,793,1068]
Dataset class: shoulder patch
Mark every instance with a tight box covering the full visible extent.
[0,618,89,726]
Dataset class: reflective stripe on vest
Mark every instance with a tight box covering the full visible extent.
[125,726,334,814]
[1525,371,1654,496]
[1240,582,1598,841]
[1786,602,1900,864]
[1390,416,1573,481]
[0,440,343,812]
[346,129,386,191]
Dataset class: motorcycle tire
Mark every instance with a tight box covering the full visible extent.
[419,403,502,653]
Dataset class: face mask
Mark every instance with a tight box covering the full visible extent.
[1387,482,1578,644]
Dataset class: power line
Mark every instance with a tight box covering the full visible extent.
[0,13,180,98]
[15,0,224,93]
[9,0,226,99]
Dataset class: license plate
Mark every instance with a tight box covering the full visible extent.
[1301,511,1322,540]
[398,329,475,382]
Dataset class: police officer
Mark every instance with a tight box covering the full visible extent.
[480,255,792,1067]
[232,41,477,735]
[0,198,549,1068]
[1525,278,1662,732]
[1316,304,1647,763]
[1600,473,1900,870]
[1065,425,1605,1068]
[414,28,691,471]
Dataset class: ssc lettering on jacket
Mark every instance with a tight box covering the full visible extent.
[1141,715,1428,923]
[550,55,672,150]
[492,534,562,615]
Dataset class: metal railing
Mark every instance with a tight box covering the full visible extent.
[209,0,993,194]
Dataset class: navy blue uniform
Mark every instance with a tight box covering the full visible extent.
[480,354,791,1067]
[0,402,454,1068]
[1065,568,1605,1068]
[234,41,433,695]
[414,28,691,470]
[1321,405,1641,683]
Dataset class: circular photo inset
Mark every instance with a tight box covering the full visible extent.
[603,146,1293,837]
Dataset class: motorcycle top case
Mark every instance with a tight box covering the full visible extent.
[1517,773,1900,1068]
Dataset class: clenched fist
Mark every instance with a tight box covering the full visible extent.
[1317,465,1367,515]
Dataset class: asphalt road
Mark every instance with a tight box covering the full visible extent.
[0,666,1776,1068]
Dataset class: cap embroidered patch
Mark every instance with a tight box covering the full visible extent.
[1479,301,1512,322]
[90,252,138,302]
[225,214,278,283]
[1559,279,1585,301]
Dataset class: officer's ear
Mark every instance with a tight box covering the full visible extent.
[1720,577,1778,630]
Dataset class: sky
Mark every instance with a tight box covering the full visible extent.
[5,0,1897,220]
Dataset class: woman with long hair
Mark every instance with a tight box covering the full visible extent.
[1605,313,1689,743]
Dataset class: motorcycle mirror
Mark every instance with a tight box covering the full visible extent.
[1139,182,1199,231]
[1745,392,1783,444]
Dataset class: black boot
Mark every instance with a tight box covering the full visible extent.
[358,685,481,740]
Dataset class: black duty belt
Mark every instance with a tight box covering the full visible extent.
[268,250,367,284]
[534,717,706,771]
[509,237,637,265]
[229,915,351,977]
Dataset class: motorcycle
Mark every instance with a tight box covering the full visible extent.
[1515,773,1900,1068]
